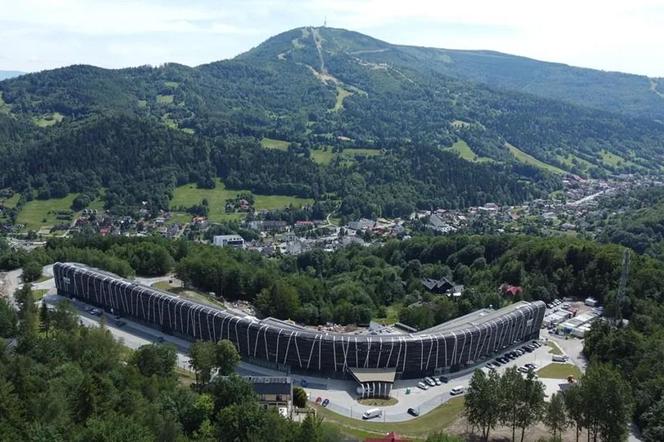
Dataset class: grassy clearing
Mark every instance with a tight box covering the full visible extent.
[342,148,382,158]
[447,140,492,163]
[310,149,336,165]
[546,341,563,355]
[1,193,20,209]
[260,137,290,151]
[164,81,179,88]
[333,86,353,111]
[556,153,594,171]
[507,143,566,174]
[358,397,398,406]
[137,99,148,108]
[375,304,401,325]
[0,92,10,114]
[17,194,78,230]
[537,363,583,380]
[156,94,174,105]
[33,112,64,127]
[152,281,225,308]
[314,396,464,441]
[170,178,313,223]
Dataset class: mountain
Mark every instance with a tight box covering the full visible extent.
[1,27,663,219]
[0,70,24,81]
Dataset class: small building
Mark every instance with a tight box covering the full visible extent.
[421,277,454,294]
[350,367,395,399]
[213,235,245,248]
[245,376,293,418]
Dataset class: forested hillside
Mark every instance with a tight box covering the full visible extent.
[1,26,664,217]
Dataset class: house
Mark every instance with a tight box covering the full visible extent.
[245,376,293,418]
[348,218,375,231]
[421,277,454,294]
[500,284,523,297]
[212,235,245,248]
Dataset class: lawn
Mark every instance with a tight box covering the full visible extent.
[546,341,563,355]
[156,94,174,105]
[313,396,464,441]
[33,289,48,300]
[170,178,313,223]
[33,112,64,127]
[1,193,20,209]
[15,193,106,231]
[507,143,566,174]
[447,140,492,163]
[260,137,290,151]
[310,149,336,165]
[342,148,382,158]
[358,397,398,406]
[17,193,78,230]
[537,363,583,380]
[152,281,225,309]
[333,86,353,111]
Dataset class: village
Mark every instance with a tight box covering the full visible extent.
[1,174,660,257]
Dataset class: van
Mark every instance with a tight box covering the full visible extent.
[362,408,382,420]
[450,386,465,395]
[552,355,569,362]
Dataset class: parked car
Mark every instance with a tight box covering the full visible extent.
[450,386,465,396]
[438,376,449,383]
[362,408,382,420]
[407,407,419,417]
[518,366,529,373]
[417,382,428,390]
[115,320,127,327]
[315,397,322,404]
[493,359,502,366]
[321,399,330,407]
[525,363,537,370]
[552,355,569,362]
[424,377,436,387]
[434,378,442,386]
[90,308,102,316]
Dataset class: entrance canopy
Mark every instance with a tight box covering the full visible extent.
[349,367,396,384]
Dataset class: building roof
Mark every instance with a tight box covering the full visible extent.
[245,376,292,395]
[349,367,397,384]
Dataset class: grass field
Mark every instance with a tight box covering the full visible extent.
[1,193,20,209]
[537,363,583,379]
[333,86,353,111]
[152,281,225,309]
[17,194,78,230]
[310,149,336,165]
[313,396,464,441]
[507,143,566,174]
[358,397,398,406]
[546,341,563,355]
[260,137,290,151]
[556,153,594,171]
[170,178,313,223]
[33,112,64,127]
[156,94,174,105]
[447,140,492,163]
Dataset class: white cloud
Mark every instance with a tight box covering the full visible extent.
[0,0,662,76]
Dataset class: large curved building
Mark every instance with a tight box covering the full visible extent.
[54,262,545,379]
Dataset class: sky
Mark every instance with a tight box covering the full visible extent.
[1,0,663,77]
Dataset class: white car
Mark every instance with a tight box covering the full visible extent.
[450,386,465,395]
[434,378,442,386]
[424,377,436,386]
[417,382,429,390]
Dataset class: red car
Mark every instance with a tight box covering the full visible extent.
[315,397,322,404]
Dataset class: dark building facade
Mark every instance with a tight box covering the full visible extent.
[54,262,545,379]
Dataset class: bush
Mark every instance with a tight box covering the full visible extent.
[22,260,43,283]
[293,387,307,408]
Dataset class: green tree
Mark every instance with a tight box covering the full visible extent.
[190,341,218,385]
[564,385,586,442]
[499,367,524,441]
[293,387,307,409]
[0,298,18,338]
[516,371,546,442]
[215,339,240,376]
[131,343,177,377]
[15,285,37,348]
[21,261,43,283]
[39,301,50,336]
[545,392,568,440]
[464,369,501,441]
[582,363,633,442]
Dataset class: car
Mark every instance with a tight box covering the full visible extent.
[315,397,322,404]
[90,308,102,316]
[362,408,382,420]
[407,407,419,417]
[547,303,553,309]
[321,399,330,407]
[424,377,436,387]
[85,306,94,312]
[522,346,533,353]
[518,366,529,373]
[450,386,465,396]
[434,378,442,386]
[115,320,127,327]
[417,382,429,390]
[114,314,122,320]
[438,376,449,383]
[493,359,502,366]
[156,336,165,343]
[525,363,537,370]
